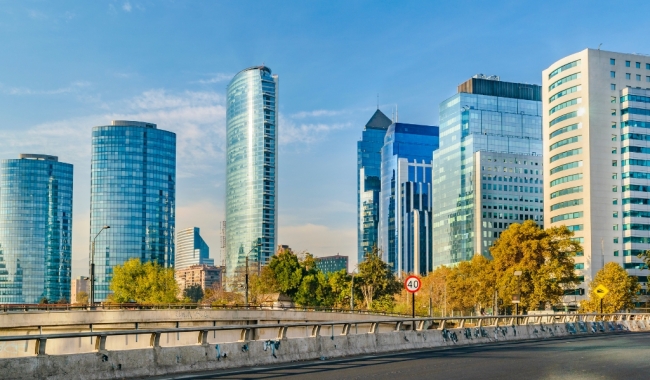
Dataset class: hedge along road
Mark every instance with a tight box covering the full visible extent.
[151,332,650,380]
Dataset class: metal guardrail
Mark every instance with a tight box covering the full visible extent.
[0,303,413,317]
[0,313,645,356]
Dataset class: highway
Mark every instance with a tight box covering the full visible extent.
[159,333,650,380]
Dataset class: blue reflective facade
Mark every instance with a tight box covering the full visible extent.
[378,123,439,275]
[0,154,73,304]
[225,66,278,286]
[90,120,176,301]
[432,78,542,266]
[357,109,392,263]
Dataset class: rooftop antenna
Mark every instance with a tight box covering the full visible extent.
[396,104,399,122]
[598,43,602,50]
[377,93,379,110]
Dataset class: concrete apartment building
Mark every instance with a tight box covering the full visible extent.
[71,276,89,304]
[175,265,224,294]
[543,48,650,302]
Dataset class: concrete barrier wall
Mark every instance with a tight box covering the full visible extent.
[1,318,646,380]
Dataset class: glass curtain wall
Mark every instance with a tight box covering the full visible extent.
[0,154,73,304]
[225,66,278,288]
[90,121,176,301]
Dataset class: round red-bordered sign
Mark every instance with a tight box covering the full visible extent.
[404,275,421,293]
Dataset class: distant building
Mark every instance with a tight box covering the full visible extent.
[71,276,89,304]
[176,227,213,270]
[176,265,224,294]
[357,109,393,264]
[315,254,349,274]
[0,154,73,304]
[433,75,543,265]
[90,120,176,302]
[379,122,440,275]
[225,66,278,288]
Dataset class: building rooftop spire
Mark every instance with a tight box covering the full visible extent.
[365,109,392,130]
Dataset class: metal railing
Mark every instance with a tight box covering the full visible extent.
[0,313,645,357]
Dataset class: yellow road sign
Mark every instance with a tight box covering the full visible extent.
[594,284,609,299]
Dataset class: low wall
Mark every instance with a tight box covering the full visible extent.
[1,318,646,379]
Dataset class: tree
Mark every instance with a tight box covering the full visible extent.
[490,221,580,311]
[446,255,494,314]
[109,258,179,303]
[183,284,204,303]
[203,283,242,305]
[357,247,401,310]
[266,247,303,298]
[75,291,89,305]
[580,262,640,313]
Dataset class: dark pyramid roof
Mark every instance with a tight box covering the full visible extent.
[365,109,392,130]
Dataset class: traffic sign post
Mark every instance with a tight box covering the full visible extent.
[404,275,421,319]
[594,284,609,315]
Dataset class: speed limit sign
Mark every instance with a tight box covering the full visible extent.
[404,275,421,293]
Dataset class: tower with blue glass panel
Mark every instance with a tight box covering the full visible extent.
[357,109,392,264]
[378,123,439,275]
[0,154,73,304]
[90,120,176,301]
[225,66,278,288]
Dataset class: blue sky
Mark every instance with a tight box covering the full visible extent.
[1,0,650,277]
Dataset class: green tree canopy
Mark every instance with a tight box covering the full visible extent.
[580,262,639,313]
[183,284,204,303]
[357,247,401,310]
[109,258,179,303]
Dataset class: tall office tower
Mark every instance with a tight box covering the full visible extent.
[357,109,393,263]
[225,66,278,287]
[378,122,439,275]
[0,154,73,304]
[433,75,543,266]
[176,227,213,270]
[90,120,176,301]
[543,49,650,301]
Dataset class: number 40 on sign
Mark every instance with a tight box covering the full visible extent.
[404,275,421,293]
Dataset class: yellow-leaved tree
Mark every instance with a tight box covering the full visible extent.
[490,220,580,312]
[109,258,179,303]
[579,262,639,313]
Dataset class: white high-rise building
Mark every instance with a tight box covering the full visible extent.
[543,48,650,304]
[175,227,212,270]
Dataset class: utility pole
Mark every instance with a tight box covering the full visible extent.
[90,226,110,308]
[350,273,355,311]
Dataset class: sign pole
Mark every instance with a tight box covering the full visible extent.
[600,298,603,315]
[412,292,415,319]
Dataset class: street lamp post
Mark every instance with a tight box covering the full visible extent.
[514,270,522,318]
[90,225,110,307]
[245,242,262,307]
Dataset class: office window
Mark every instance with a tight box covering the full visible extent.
[647,76,650,82]
[612,134,617,141]
[614,237,619,244]
[614,250,619,256]
[612,173,617,179]
[612,160,617,167]
[647,63,650,70]
[637,74,642,81]
[612,185,617,192]
[626,60,631,67]
[612,122,617,129]
[611,71,616,78]
[613,198,618,205]
[611,84,616,90]
[613,224,619,231]
[575,263,585,270]
[637,62,642,69]
[611,109,617,116]
[612,147,617,154]
[626,73,631,80]
[613,211,618,218]
[611,96,617,103]
[610,58,616,65]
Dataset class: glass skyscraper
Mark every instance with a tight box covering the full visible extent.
[0,154,73,304]
[432,76,543,266]
[357,109,392,264]
[378,123,439,275]
[225,66,278,287]
[90,120,176,301]
[176,227,212,270]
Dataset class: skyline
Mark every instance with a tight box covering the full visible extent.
[2,1,650,278]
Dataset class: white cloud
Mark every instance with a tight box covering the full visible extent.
[3,81,91,96]
[122,2,132,12]
[280,114,350,145]
[195,73,234,85]
[290,109,344,119]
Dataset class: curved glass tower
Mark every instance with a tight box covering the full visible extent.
[90,120,176,301]
[0,154,73,304]
[225,66,278,287]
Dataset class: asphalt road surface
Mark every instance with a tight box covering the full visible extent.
[159,333,650,380]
